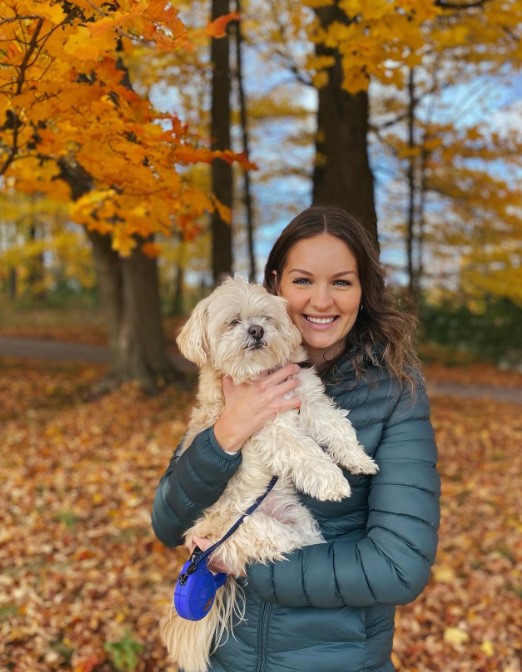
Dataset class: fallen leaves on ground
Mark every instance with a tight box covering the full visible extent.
[1,359,520,671]
[393,393,521,672]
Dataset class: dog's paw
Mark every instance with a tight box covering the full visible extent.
[309,473,351,501]
[346,451,379,475]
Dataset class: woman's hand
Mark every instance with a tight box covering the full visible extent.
[213,363,302,453]
[190,536,242,576]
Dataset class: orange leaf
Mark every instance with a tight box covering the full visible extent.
[74,655,106,672]
[205,13,240,38]
[141,242,161,258]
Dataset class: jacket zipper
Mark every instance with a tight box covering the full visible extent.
[255,601,271,672]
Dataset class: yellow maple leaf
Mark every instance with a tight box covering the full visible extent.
[444,627,469,646]
[432,564,456,583]
[111,227,136,257]
[480,640,494,657]
[38,4,67,25]
[63,26,115,60]
[343,68,370,94]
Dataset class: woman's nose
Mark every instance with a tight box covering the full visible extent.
[310,284,333,310]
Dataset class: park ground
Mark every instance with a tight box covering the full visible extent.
[0,305,521,672]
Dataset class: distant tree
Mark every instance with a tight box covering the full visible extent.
[232,1,257,281]
[310,3,377,243]
[210,0,235,284]
[372,0,522,304]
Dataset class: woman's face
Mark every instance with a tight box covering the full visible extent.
[277,233,362,366]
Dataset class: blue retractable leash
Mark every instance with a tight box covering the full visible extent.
[174,476,278,621]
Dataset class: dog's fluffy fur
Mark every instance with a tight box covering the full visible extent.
[160,277,378,672]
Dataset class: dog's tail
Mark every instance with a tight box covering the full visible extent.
[160,577,244,672]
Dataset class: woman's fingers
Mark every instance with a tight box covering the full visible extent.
[267,363,301,385]
[191,536,236,575]
[261,364,301,408]
[216,364,302,451]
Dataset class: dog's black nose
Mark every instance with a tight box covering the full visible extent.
[248,324,264,340]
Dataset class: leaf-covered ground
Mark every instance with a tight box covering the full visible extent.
[1,358,520,672]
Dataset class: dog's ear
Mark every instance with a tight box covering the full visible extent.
[176,298,210,366]
[273,294,303,351]
[288,321,303,351]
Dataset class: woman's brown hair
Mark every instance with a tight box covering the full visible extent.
[263,206,420,387]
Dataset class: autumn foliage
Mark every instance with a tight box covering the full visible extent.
[1,352,520,671]
[0,1,240,255]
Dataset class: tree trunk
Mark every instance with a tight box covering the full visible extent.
[171,262,185,316]
[312,3,377,246]
[57,158,178,393]
[232,2,256,281]
[211,0,233,285]
[27,219,46,300]
[88,231,178,393]
[8,268,17,299]
[406,67,418,304]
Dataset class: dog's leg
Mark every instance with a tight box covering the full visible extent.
[248,420,352,500]
[297,369,379,475]
[256,482,325,544]
[217,507,324,574]
[188,498,324,577]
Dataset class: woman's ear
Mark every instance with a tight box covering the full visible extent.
[272,270,280,295]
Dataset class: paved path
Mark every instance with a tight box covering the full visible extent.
[0,336,112,363]
[0,335,196,374]
[1,336,521,404]
[426,380,522,405]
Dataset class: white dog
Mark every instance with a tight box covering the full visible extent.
[160,277,378,672]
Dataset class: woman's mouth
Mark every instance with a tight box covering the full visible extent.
[304,315,338,327]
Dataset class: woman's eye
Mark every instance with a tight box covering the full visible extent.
[292,277,311,285]
[333,280,351,286]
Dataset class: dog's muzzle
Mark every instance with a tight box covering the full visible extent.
[246,324,266,349]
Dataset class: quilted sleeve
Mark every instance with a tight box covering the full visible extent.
[246,381,440,607]
[151,428,242,548]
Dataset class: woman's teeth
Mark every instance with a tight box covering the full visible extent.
[306,316,336,324]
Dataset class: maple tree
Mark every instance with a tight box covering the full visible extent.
[0,1,241,391]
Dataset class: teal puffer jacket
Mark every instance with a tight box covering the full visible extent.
[152,356,440,672]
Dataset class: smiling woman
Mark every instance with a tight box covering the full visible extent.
[152,206,440,672]
[264,206,421,384]
[275,233,362,367]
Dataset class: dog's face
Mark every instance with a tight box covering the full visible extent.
[177,277,303,382]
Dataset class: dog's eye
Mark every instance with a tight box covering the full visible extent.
[228,318,241,327]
